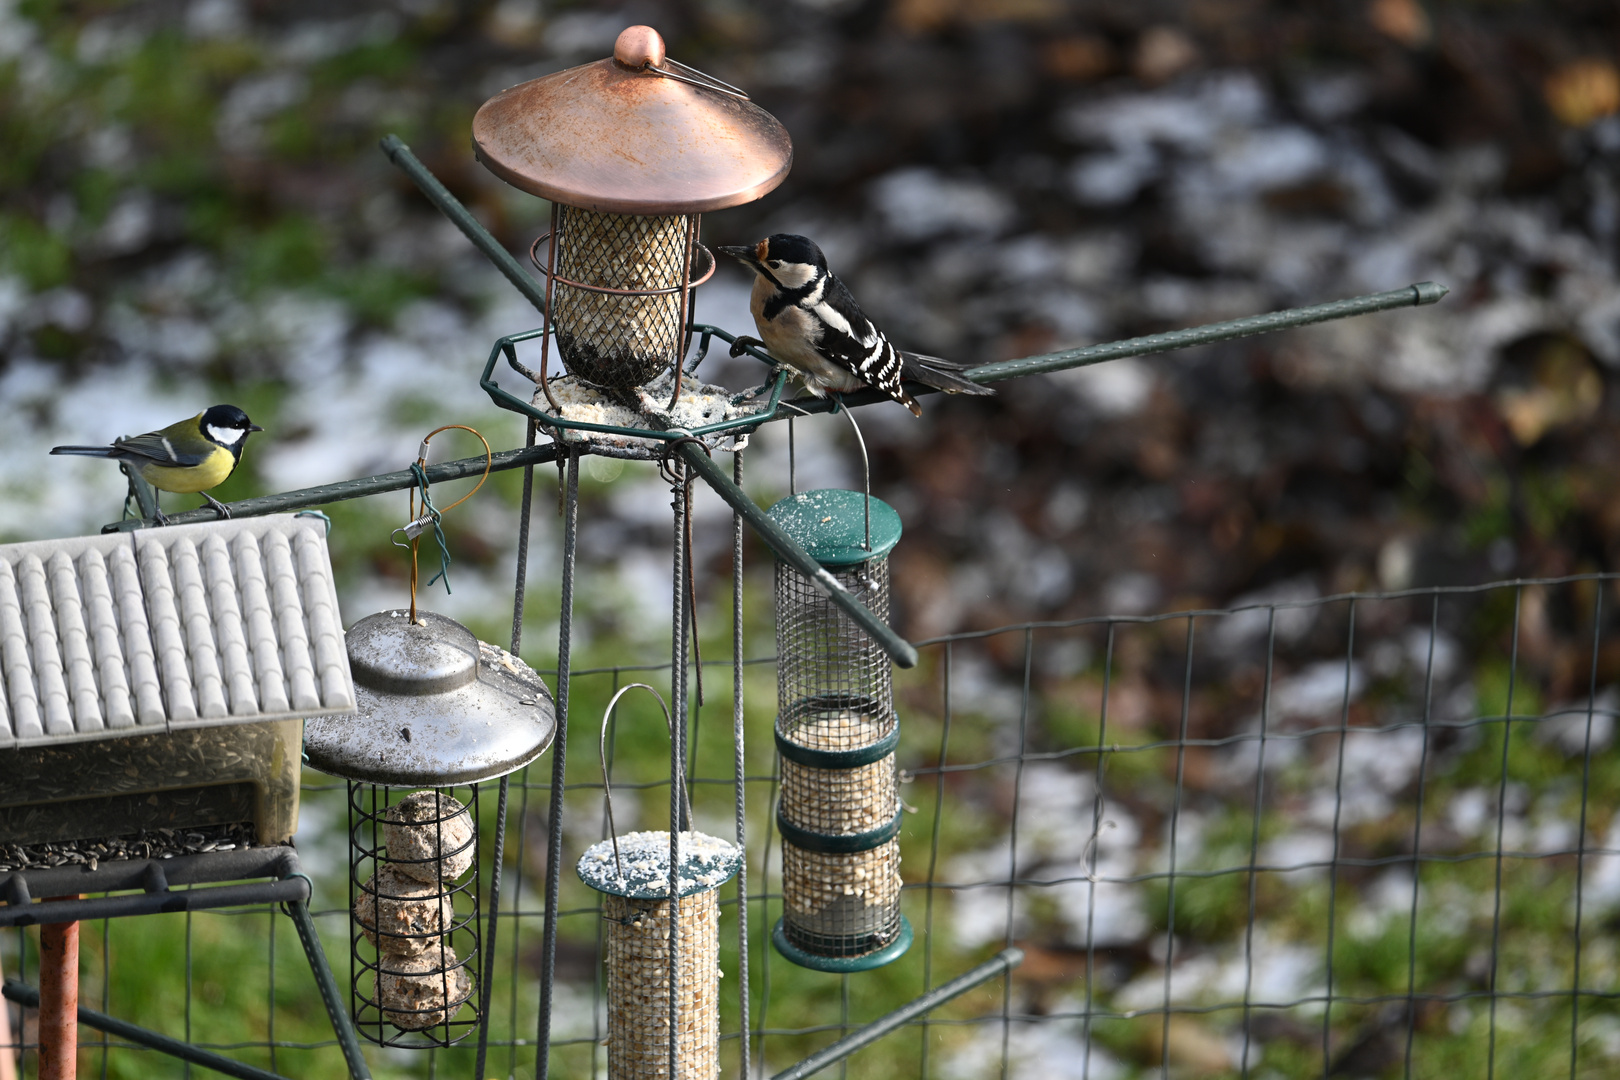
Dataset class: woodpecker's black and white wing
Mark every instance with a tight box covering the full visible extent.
[814,273,919,414]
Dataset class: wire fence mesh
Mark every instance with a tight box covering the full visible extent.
[5,574,1619,1078]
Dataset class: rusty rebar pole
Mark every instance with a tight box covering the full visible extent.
[37,900,80,1080]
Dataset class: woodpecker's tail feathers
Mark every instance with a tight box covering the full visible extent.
[50,445,117,457]
[902,354,995,397]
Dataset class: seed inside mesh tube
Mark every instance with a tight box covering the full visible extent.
[780,754,897,835]
[603,890,720,1079]
[552,208,690,391]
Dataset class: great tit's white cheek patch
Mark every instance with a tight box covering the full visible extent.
[208,424,247,446]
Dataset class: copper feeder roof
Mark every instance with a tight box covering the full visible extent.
[472,26,792,216]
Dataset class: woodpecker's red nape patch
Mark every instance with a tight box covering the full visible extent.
[755,238,769,261]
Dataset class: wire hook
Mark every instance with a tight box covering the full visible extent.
[391,425,493,623]
[597,682,688,879]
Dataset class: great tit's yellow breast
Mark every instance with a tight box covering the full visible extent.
[136,446,239,494]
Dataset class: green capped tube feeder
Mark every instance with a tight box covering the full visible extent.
[769,489,911,971]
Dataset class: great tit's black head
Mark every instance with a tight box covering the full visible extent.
[201,404,263,448]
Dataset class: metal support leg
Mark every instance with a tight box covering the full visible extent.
[38,911,78,1080]
[285,900,371,1080]
[536,451,579,1080]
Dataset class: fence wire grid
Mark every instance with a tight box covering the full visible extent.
[6,573,1620,1079]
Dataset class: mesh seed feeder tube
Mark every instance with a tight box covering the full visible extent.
[303,609,556,1047]
[472,24,791,404]
[769,489,913,971]
[578,685,741,1079]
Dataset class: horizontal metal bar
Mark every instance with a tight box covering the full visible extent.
[783,281,1449,415]
[3,845,302,900]
[770,947,1024,1080]
[380,134,549,317]
[0,878,311,928]
[675,442,919,669]
[103,441,558,531]
[3,979,294,1080]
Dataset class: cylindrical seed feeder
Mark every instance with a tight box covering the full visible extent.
[578,831,740,1079]
[768,489,913,971]
[303,609,556,1047]
[472,25,791,397]
[579,682,739,1079]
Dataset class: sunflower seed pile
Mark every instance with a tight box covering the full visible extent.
[0,821,258,873]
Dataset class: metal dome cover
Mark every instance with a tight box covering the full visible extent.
[303,610,555,786]
[471,26,792,215]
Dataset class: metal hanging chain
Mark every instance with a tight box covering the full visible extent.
[390,424,492,622]
[595,683,686,878]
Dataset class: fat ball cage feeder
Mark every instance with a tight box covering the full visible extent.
[40,22,1451,1080]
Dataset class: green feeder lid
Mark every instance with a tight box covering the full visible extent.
[766,489,901,567]
[577,830,741,899]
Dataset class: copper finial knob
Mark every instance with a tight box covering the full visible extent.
[614,25,666,69]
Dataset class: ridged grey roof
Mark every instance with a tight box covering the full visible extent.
[0,515,354,747]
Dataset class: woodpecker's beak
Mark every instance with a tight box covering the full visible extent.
[717,245,762,270]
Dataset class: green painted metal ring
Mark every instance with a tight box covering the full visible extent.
[776,806,903,854]
[774,725,899,769]
[772,915,914,973]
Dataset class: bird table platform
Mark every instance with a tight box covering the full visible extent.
[0,514,354,871]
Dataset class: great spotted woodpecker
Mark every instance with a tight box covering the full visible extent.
[717,234,993,416]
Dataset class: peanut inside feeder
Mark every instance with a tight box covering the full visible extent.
[768,489,913,970]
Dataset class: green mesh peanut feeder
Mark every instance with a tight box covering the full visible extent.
[579,684,741,1078]
[769,489,913,971]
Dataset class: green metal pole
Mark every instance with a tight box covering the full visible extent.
[769,948,1025,1080]
[786,281,1450,414]
[675,442,919,669]
[3,979,292,1080]
[285,900,372,1080]
[102,442,558,532]
[380,135,549,317]
[969,281,1448,383]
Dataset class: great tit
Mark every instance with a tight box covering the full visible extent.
[718,233,993,416]
[51,404,263,522]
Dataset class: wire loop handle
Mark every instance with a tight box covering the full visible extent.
[391,425,493,622]
[597,682,690,878]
